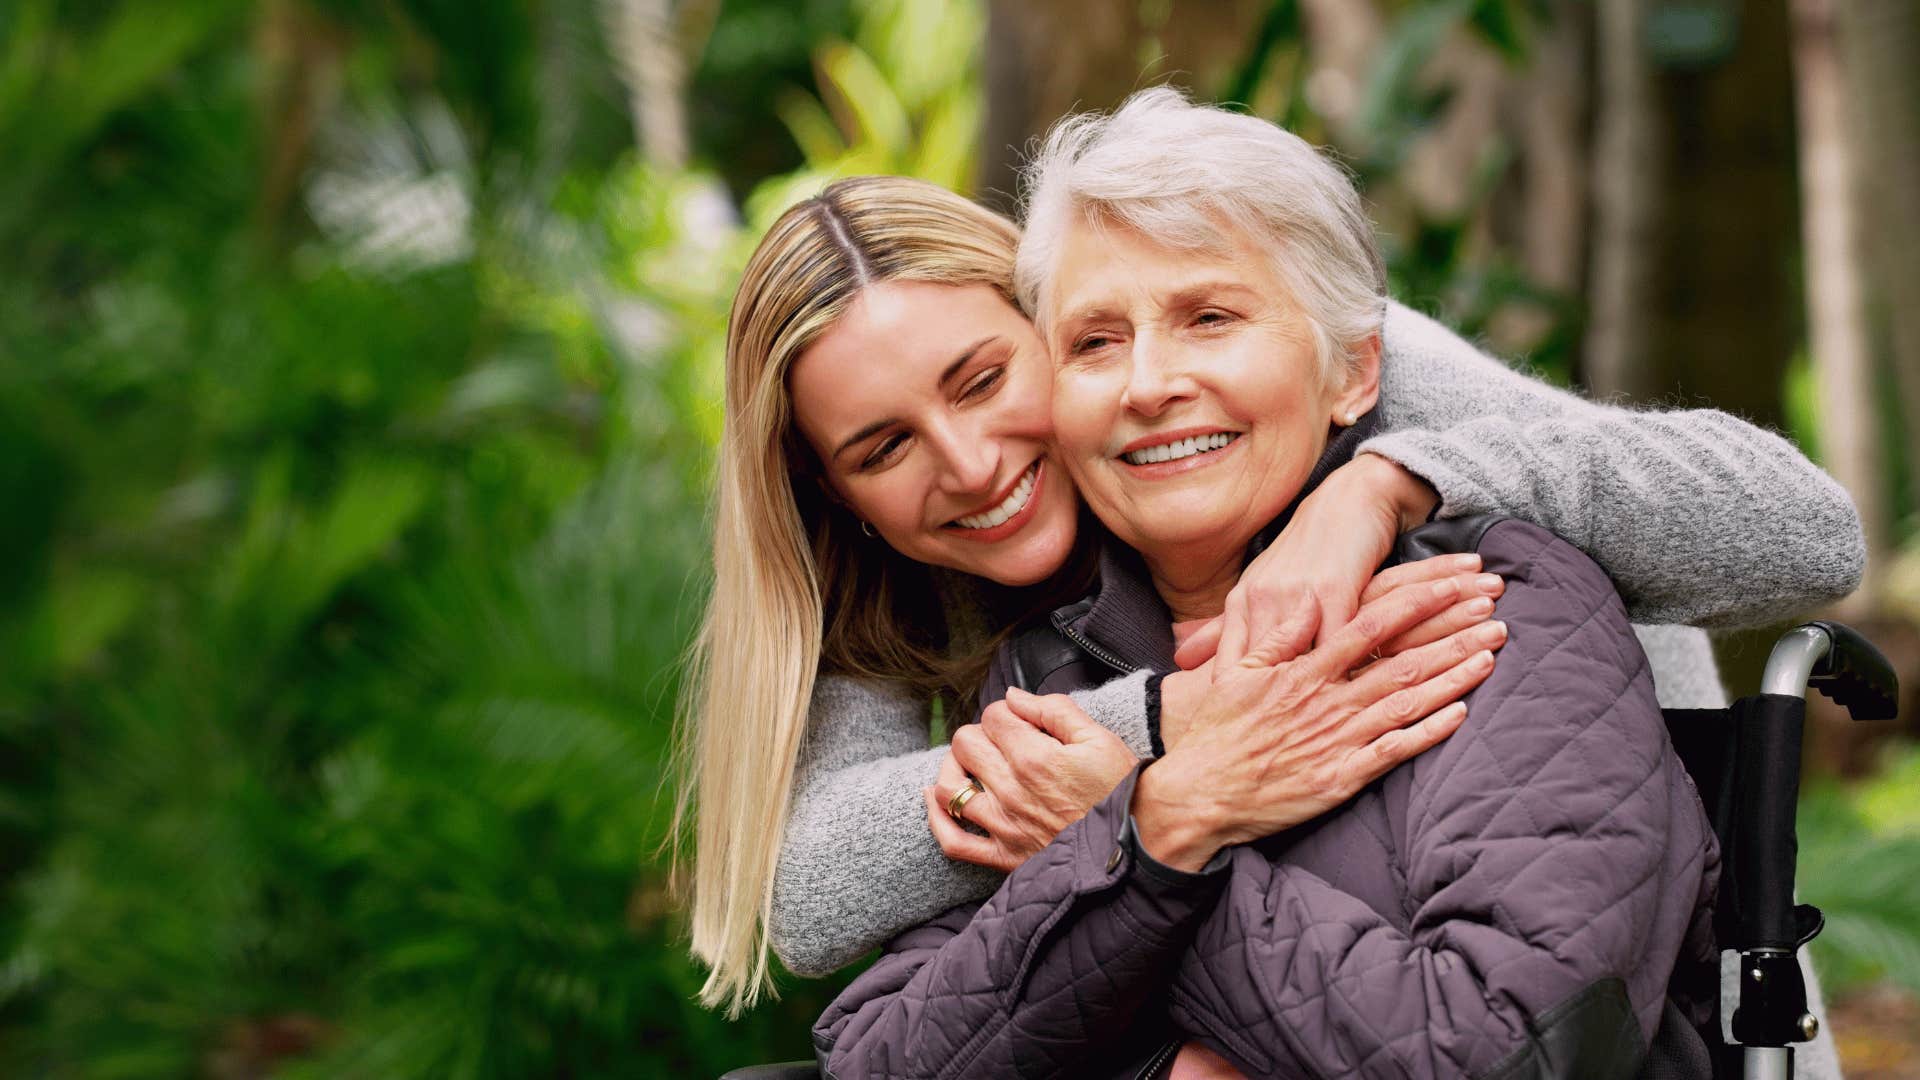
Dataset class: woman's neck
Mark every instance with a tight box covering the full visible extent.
[1142,543,1246,624]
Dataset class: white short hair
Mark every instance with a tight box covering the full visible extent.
[1016,87,1387,383]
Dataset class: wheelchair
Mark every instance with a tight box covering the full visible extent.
[723,621,1901,1080]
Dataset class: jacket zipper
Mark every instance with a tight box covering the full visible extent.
[1053,614,1173,1080]
[1132,1037,1181,1080]
[1051,614,1138,678]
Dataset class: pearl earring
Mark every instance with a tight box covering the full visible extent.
[1341,411,1357,426]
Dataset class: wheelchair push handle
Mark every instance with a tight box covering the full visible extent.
[1762,621,1899,721]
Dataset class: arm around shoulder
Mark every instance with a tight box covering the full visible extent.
[1366,302,1864,626]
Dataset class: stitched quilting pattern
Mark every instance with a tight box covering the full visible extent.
[1163,521,1719,1078]
[813,520,1718,1079]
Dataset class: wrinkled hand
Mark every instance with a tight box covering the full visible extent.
[1160,555,1504,751]
[924,689,1139,873]
[1136,571,1508,871]
[1174,453,1442,671]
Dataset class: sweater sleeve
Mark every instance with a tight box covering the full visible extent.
[1363,301,1865,628]
[1161,521,1720,1079]
[771,675,1000,977]
[771,672,1158,976]
[812,767,1228,1079]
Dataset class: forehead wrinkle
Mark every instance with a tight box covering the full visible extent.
[1163,279,1264,307]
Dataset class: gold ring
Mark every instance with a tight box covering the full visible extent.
[947,780,984,821]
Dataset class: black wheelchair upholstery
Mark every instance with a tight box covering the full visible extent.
[719,622,1900,1080]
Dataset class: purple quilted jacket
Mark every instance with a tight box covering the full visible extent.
[812,510,1720,1079]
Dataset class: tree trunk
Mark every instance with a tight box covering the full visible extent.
[1485,0,1589,354]
[1791,0,1885,612]
[1582,0,1665,400]
[1838,0,1920,529]
[253,0,342,255]
[604,0,689,167]
[979,0,1266,213]
[1650,0,1800,428]
[1586,2,1806,698]
[1298,0,1385,148]
[1513,3,1589,300]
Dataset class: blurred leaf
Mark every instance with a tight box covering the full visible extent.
[1220,0,1303,108]
[1798,746,1920,996]
[43,570,145,676]
[814,41,912,157]
[909,86,983,194]
[0,0,249,234]
[1355,0,1471,165]
[1468,0,1533,62]
[213,455,432,658]
[776,87,850,166]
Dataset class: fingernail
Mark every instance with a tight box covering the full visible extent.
[1472,649,1495,670]
[1474,573,1503,593]
[1430,578,1458,597]
[1479,620,1507,641]
[1452,554,1481,570]
[1006,686,1030,699]
[1465,596,1494,615]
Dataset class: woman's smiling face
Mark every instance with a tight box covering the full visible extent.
[787,280,1080,587]
[1044,217,1377,567]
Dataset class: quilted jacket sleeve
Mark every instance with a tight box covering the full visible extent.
[1163,520,1720,1079]
[812,767,1228,1080]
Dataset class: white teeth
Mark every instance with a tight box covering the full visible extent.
[953,463,1038,530]
[1121,432,1238,466]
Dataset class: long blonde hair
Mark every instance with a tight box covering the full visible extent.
[677,176,1044,1015]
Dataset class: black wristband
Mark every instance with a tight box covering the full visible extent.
[1143,671,1167,759]
[1119,809,1230,888]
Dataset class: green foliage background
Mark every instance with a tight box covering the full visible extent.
[0,0,1912,1076]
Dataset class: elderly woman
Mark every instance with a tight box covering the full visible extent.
[812,90,1724,1078]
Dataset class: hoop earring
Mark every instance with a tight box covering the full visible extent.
[860,520,876,538]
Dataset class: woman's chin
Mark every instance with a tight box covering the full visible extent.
[932,515,1077,587]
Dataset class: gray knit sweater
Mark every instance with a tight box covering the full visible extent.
[771,302,1861,1074]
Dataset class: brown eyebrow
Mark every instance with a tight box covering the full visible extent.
[829,336,999,464]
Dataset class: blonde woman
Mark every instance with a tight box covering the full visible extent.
[679,175,1863,1018]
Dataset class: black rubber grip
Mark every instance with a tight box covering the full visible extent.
[1723,694,1806,950]
[1804,621,1900,722]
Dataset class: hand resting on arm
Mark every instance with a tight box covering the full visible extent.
[819,571,1508,1078]
[927,566,1505,873]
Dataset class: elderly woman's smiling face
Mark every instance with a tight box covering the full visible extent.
[1045,217,1378,577]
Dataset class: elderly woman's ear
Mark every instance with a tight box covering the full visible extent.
[1333,331,1383,426]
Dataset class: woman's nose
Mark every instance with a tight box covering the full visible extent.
[1120,335,1195,417]
[928,421,999,496]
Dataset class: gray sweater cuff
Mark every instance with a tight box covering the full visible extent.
[1354,437,1490,522]
[1067,669,1156,759]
